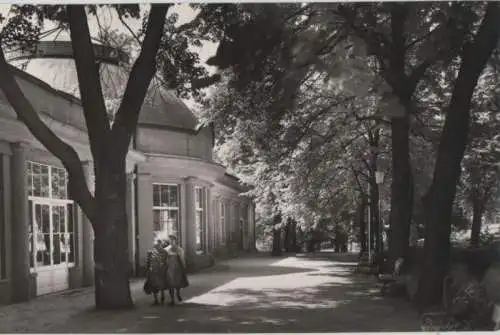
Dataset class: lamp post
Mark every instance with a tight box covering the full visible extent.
[375,171,385,253]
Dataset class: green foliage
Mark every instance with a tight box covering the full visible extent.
[197,3,500,254]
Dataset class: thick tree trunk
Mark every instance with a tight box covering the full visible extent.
[370,180,381,253]
[93,142,132,309]
[470,200,483,248]
[358,200,367,254]
[416,4,500,310]
[388,115,413,267]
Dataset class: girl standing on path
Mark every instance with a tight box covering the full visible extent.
[144,239,169,305]
[165,235,189,305]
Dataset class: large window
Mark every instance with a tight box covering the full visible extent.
[26,162,75,270]
[195,187,206,254]
[153,184,180,242]
[220,202,226,245]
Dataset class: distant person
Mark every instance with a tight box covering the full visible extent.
[164,235,189,305]
[144,239,168,305]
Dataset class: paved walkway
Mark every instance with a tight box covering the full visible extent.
[0,253,422,332]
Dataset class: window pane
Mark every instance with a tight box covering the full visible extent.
[220,202,226,244]
[67,204,73,233]
[61,170,68,199]
[28,200,33,268]
[41,234,51,266]
[153,209,170,242]
[195,188,201,208]
[40,205,50,234]
[41,165,49,197]
[153,184,160,207]
[52,206,60,233]
[51,170,60,199]
[26,162,33,196]
[33,162,40,175]
[168,210,179,238]
[60,233,69,262]
[196,211,203,250]
[169,186,178,207]
[59,169,67,199]
[33,165,41,197]
[53,234,61,265]
[160,186,169,207]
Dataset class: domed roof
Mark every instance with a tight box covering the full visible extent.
[11,57,199,132]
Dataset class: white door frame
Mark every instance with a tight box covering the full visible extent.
[29,197,75,294]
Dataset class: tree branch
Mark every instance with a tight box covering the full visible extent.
[351,165,367,197]
[0,48,96,222]
[112,4,170,154]
[67,5,111,165]
[118,11,141,44]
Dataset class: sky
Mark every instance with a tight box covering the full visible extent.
[0,4,217,63]
[0,4,218,109]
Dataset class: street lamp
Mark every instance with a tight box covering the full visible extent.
[375,171,385,253]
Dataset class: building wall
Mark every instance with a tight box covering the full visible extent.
[134,156,254,274]
[0,70,255,305]
[136,126,213,161]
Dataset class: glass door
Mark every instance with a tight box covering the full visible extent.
[32,202,51,268]
[29,201,74,270]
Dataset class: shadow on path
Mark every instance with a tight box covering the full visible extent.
[125,255,420,333]
[0,253,421,333]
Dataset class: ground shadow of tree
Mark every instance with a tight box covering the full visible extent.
[33,253,421,333]
[123,254,419,333]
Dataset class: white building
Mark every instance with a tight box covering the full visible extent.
[0,41,256,304]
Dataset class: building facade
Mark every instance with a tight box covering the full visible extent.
[0,51,255,304]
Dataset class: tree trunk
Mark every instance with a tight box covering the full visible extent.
[93,142,132,309]
[370,180,381,253]
[290,220,298,252]
[470,200,484,248]
[388,115,413,269]
[334,224,341,252]
[358,200,367,254]
[284,218,291,252]
[271,228,282,256]
[416,4,500,310]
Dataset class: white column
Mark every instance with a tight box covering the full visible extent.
[136,172,153,272]
[205,186,212,252]
[213,195,219,249]
[125,173,136,274]
[1,152,12,282]
[10,142,30,302]
[183,177,197,270]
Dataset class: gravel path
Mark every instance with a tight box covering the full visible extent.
[0,253,422,333]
